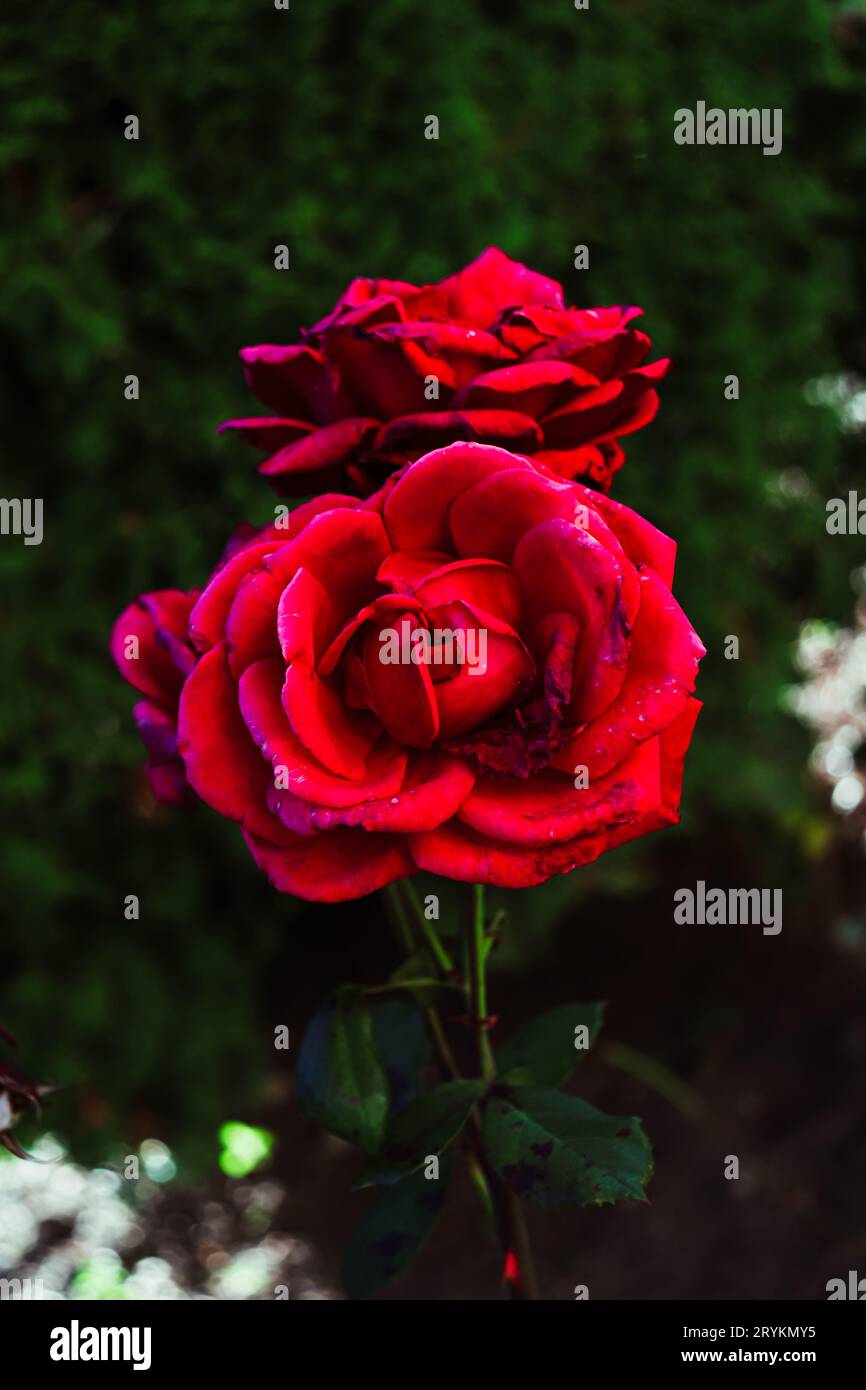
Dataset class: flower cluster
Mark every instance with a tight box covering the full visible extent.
[112,251,701,902]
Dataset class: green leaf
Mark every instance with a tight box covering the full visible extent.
[387,952,450,1007]
[296,987,389,1153]
[342,1153,454,1300]
[482,1088,652,1207]
[369,994,430,1116]
[357,1079,484,1188]
[495,1002,605,1087]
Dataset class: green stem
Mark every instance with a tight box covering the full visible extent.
[466,1153,497,1231]
[385,878,538,1298]
[383,883,461,1080]
[383,883,414,955]
[402,879,455,977]
[503,1189,540,1301]
[425,1005,462,1082]
[467,884,496,1081]
[464,883,538,1299]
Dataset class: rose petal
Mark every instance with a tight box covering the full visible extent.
[217,417,314,452]
[657,697,701,819]
[238,657,407,806]
[524,306,647,361]
[374,409,544,459]
[542,371,662,450]
[189,542,279,652]
[414,559,523,629]
[436,247,564,322]
[363,614,440,748]
[240,344,343,422]
[376,550,454,594]
[384,441,536,551]
[551,567,705,778]
[536,611,581,725]
[410,738,682,888]
[567,329,653,380]
[325,332,441,419]
[316,292,406,335]
[308,275,420,336]
[133,700,194,807]
[572,484,676,588]
[533,440,625,490]
[595,700,701,845]
[147,760,195,808]
[224,494,360,559]
[409,818,611,888]
[512,517,638,723]
[276,567,338,667]
[457,739,660,847]
[272,752,474,835]
[453,360,598,418]
[244,828,415,902]
[372,321,516,392]
[111,591,196,703]
[258,417,379,496]
[447,459,637,576]
[221,508,390,677]
[282,662,379,780]
[177,642,296,843]
[448,466,583,563]
[318,594,426,679]
[425,600,536,739]
[133,698,180,765]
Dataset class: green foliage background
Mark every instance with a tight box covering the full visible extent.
[1,0,865,1169]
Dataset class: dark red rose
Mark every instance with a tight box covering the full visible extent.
[112,443,703,900]
[219,248,669,498]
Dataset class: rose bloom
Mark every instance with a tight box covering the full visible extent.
[219,248,669,497]
[111,443,703,902]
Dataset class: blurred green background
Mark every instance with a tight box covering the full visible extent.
[2,0,866,1295]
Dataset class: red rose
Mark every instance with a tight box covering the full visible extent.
[112,443,703,901]
[219,248,669,498]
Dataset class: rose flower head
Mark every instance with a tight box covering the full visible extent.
[112,442,703,901]
[219,248,670,498]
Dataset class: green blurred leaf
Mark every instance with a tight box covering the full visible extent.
[482,1088,652,1207]
[342,1154,454,1300]
[297,987,389,1154]
[369,994,430,1116]
[218,1121,273,1177]
[496,1002,605,1086]
[357,1080,484,1188]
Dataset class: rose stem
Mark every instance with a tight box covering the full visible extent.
[386,880,538,1295]
[383,883,461,1080]
[468,884,496,1081]
[386,882,504,1253]
[466,883,539,1300]
[383,883,414,955]
[401,878,456,977]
